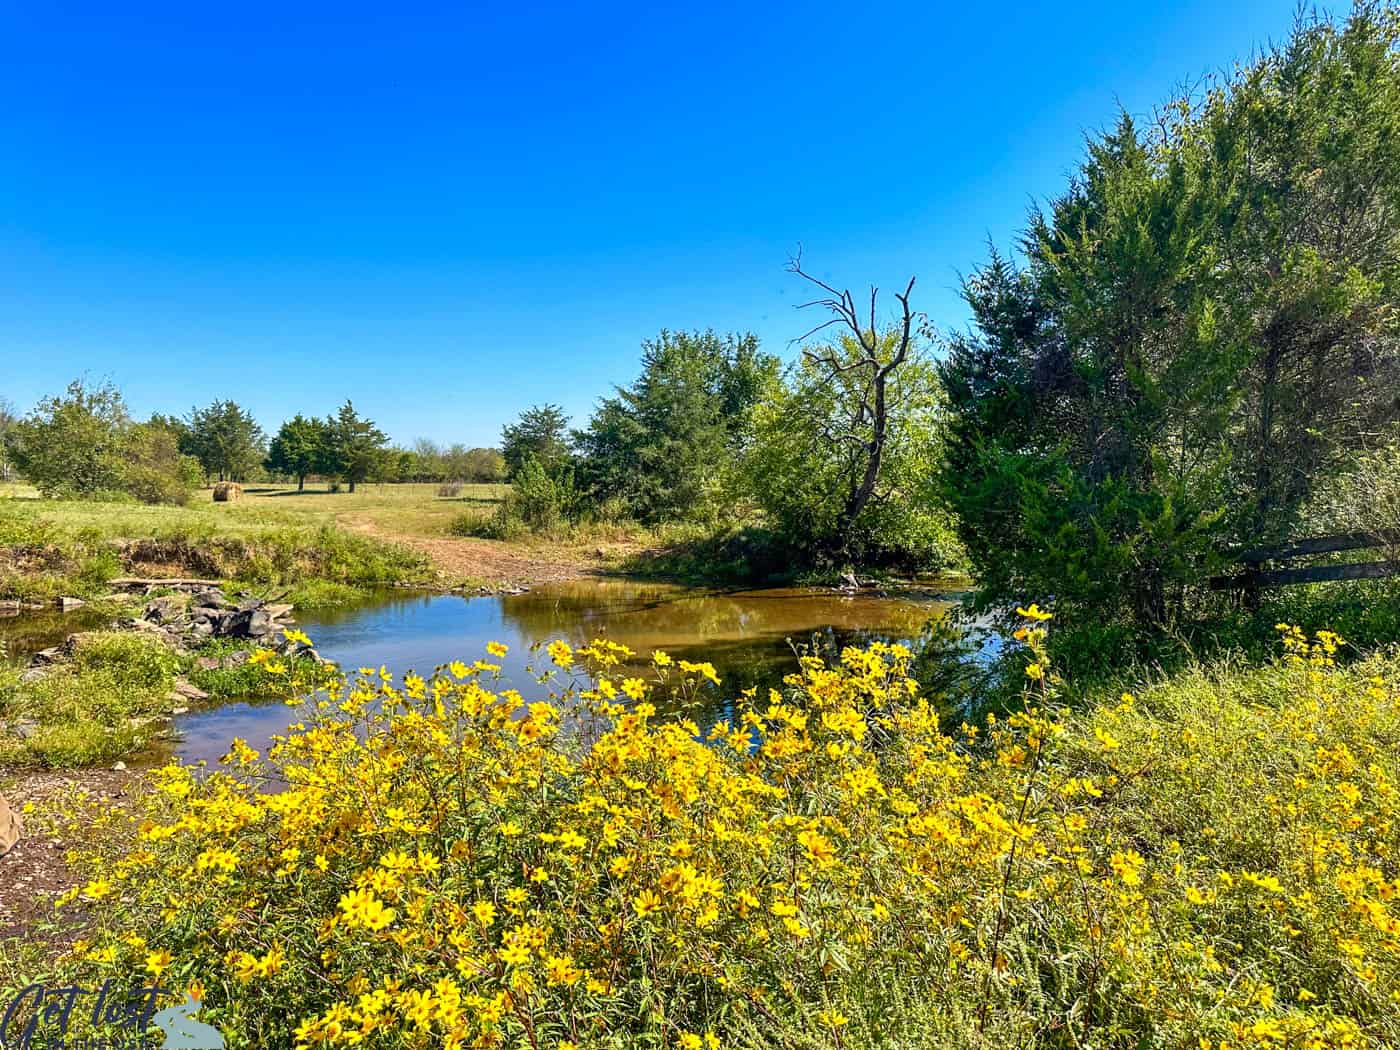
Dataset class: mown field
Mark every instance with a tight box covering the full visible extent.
[0,480,507,543]
[0,481,677,602]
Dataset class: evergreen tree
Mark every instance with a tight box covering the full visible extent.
[324,401,387,493]
[265,414,328,491]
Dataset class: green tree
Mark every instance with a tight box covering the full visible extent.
[265,414,328,491]
[324,401,388,493]
[122,421,203,505]
[746,330,957,569]
[7,379,130,496]
[0,397,16,482]
[941,4,1400,628]
[183,400,266,483]
[574,330,778,523]
[501,405,571,480]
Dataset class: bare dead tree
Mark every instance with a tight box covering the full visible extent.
[787,250,919,552]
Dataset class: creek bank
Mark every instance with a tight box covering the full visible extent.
[2,586,337,770]
[24,588,324,683]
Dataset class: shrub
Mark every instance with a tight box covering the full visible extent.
[70,631,182,692]
[436,483,463,498]
[449,507,526,541]
[38,621,1400,1048]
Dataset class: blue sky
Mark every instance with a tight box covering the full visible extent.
[1,0,1301,447]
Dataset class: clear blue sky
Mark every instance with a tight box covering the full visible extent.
[1,0,1302,447]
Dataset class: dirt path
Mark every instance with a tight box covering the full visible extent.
[339,515,620,587]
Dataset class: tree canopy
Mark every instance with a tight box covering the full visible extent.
[574,330,778,524]
[941,3,1400,627]
[265,414,329,491]
[183,400,266,483]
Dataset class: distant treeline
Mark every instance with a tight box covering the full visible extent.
[0,388,503,502]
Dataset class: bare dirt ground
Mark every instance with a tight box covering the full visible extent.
[0,768,138,943]
[340,515,642,588]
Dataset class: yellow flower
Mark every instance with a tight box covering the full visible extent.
[486,641,509,658]
[473,901,497,926]
[1109,850,1144,886]
[1016,603,1053,621]
[634,889,662,917]
[145,949,172,978]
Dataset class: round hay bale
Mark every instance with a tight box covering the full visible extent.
[0,793,21,856]
[212,482,243,502]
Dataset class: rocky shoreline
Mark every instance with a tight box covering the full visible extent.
[21,586,326,699]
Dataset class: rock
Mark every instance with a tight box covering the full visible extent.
[191,589,229,609]
[224,607,273,640]
[18,668,46,684]
[219,650,252,670]
[9,719,37,739]
[264,603,294,620]
[194,656,221,671]
[111,761,126,771]
[171,679,210,701]
[0,793,22,856]
[171,705,189,716]
[55,595,85,611]
[31,646,64,665]
[143,596,184,625]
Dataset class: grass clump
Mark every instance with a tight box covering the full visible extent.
[185,637,337,699]
[34,619,1400,1047]
[0,631,179,767]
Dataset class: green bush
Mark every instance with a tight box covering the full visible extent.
[71,631,181,692]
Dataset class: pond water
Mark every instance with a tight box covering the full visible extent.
[3,579,965,766]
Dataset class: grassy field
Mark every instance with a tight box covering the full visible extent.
[0,480,506,540]
[0,482,663,598]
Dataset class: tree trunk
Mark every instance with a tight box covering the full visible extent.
[297,474,305,492]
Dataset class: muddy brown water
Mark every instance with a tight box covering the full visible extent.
[2,579,967,766]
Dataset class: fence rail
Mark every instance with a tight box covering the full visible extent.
[1209,530,1400,593]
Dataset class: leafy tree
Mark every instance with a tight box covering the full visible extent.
[574,330,778,523]
[0,397,15,482]
[501,405,571,479]
[183,400,266,482]
[941,4,1400,628]
[123,421,203,505]
[453,446,506,483]
[746,330,958,569]
[6,381,198,503]
[7,379,130,496]
[324,401,388,493]
[265,414,328,491]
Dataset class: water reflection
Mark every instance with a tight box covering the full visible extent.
[2,579,962,767]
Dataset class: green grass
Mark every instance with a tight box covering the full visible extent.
[0,631,180,767]
[0,628,336,769]
[0,494,433,604]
